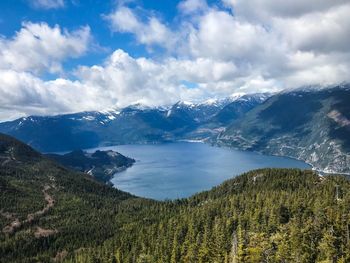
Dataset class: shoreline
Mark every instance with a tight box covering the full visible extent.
[208,140,350,176]
[85,140,350,178]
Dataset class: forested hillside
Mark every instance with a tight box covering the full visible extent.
[0,134,349,262]
[46,149,135,183]
[69,169,350,263]
[0,134,145,262]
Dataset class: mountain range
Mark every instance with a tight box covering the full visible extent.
[0,94,269,152]
[0,85,349,174]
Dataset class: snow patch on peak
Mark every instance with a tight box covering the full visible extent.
[202,98,220,106]
[229,93,246,101]
[181,101,195,106]
[127,103,151,111]
[83,116,95,121]
[175,101,196,109]
[107,115,117,120]
[99,108,120,114]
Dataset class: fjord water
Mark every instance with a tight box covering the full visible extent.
[92,142,310,200]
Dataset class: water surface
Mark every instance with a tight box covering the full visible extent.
[91,142,310,200]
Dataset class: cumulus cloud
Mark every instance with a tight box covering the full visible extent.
[104,1,350,89]
[0,49,243,120]
[89,0,350,114]
[0,69,97,120]
[1,0,350,120]
[274,4,350,54]
[187,10,276,61]
[222,0,348,20]
[0,22,91,74]
[105,6,175,49]
[75,49,241,106]
[178,0,208,15]
[29,0,65,10]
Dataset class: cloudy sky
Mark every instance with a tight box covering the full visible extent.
[0,0,349,120]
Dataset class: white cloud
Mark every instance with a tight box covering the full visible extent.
[101,1,350,98]
[222,0,348,20]
[0,68,117,121]
[105,6,175,49]
[75,49,240,106]
[274,4,350,53]
[0,22,91,74]
[29,0,65,9]
[178,0,208,15]
[1,1,350,120]
[187,10,275,61]
[0,49,243,120]
[183,3,350,89]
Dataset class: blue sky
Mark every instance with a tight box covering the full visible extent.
[0,0,173,70]
[0,0,349,120]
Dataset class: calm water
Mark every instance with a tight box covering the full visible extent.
[90,142,310,200]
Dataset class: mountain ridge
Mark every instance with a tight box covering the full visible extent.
[0,85,349,174]
[0,93,269,151]
[216,84,350,174]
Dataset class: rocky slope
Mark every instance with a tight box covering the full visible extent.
[217,85,350,174]
[184,93,270,140]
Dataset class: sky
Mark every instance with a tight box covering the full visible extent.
[0,0,349,120]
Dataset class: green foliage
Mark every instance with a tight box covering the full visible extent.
[67,169,350,263]
[0,134,349,262]
[46,149,135,183]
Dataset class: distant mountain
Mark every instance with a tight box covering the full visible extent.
[0,108,171,152]
[167,98,234,124]
[183,94,270,140]
[210,93,270,126]
[46,149,135,183]
[0,112,104,152]
[1,87,349,174]
[0,95,265,152]
[217,85,350,174]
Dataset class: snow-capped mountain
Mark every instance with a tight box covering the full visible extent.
[217,85,350,174]
[178,93,271,141]
[0,94,266,152]
[1,86,349,175]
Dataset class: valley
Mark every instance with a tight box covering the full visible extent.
[0,85,349,262]
[1,1,349,262]
[0,133,349,262]
[0,85,349,175]
[100,142,309,200]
